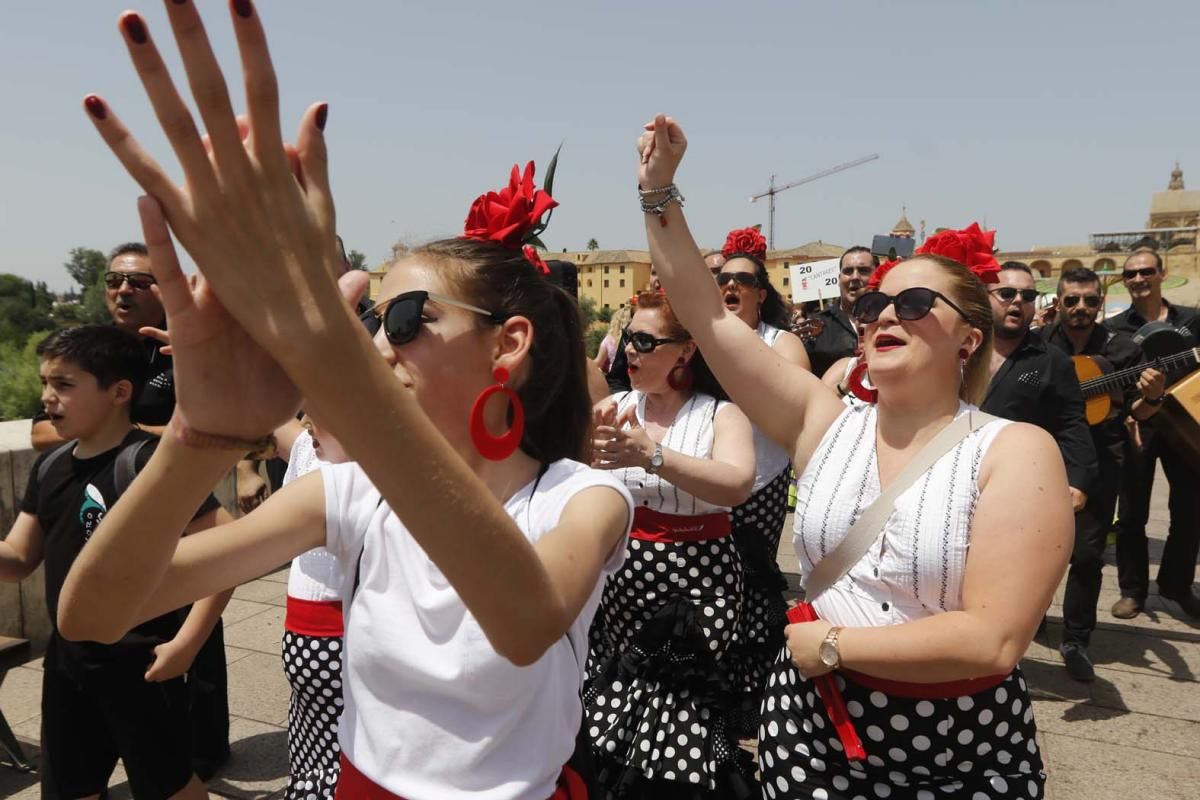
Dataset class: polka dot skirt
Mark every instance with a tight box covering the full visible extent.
[758,648,1045,799]
[584,535,752,795]
[282,631,344,800]
[725,468,791,735]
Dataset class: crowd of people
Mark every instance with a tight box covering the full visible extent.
[0,4,1197,799]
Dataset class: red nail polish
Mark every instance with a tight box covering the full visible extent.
[121,14,148,45]
[315,103,329,131]
[84,95,107,120]
[232,0,253,19]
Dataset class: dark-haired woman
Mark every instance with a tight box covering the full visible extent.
[633,115,1072,798]
[715,227,811,738]
[58,7,635,799]
[586,291,757,798]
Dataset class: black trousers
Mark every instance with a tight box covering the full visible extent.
[189,619,231,774]
[1062,450,1121,647]
[1116,432,1200,600]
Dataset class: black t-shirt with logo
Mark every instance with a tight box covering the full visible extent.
[20,428,218,671]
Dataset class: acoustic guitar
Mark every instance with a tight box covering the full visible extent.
[1073,321,1200,425]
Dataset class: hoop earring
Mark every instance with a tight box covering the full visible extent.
[667,360,694,391]
[846,360,878,403]
[469,366,525,461]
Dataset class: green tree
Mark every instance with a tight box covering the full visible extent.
[0,273,54,346]
[597,306,614,324]
[0,330,51,421]
[79,272,112,324]
[577,295,599,329]
[586,238,599,251]
[65,247,108,290]
[348,249,370,271]
[586,327,608,359]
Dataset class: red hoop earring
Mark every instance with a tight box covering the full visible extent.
[846,361,878,403]
[667,360,694,391]
[469,366,525,461]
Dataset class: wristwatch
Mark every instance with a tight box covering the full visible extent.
[1142,394,1164,406]
[647,443,665,475]
[818,626,843,670]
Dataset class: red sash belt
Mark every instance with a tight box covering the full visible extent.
[335,753,587,799]
[842,667,1007,699]
[285,596,345,637]
[630,507,730,543]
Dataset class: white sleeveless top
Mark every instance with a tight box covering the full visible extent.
[322,459,633,800]
[793,402,1012,627]
[611,390,730,515]
[284,431,344,603]
[750,322,792,491]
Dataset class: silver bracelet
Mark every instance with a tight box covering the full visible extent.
[640,185,685,215]
[638,183,677,198]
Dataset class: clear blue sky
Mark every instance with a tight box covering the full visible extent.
[3,1,1198,291]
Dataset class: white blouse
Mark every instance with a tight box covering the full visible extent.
[284,431,344,603]
[611,390,730,515]
[750,322,792,490]
[792,402,1011,627]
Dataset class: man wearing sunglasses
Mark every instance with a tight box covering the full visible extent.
[1102,249,1200,620]
[803,246,878,376]
[1037,268,1167,679]
[980,261,1099,530]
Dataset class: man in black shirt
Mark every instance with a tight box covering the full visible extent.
[981,263,1099,512]
[1040,268,1166,680]
[1103,249,1200,619]
[802,246,877,378]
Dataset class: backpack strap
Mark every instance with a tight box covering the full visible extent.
[113,438,155,497]
[37,441,77,488]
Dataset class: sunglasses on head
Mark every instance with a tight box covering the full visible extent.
[989,287,1039,304]
[851,287,972,325]
[716,272,758,289]
[1122,266,1158,280]
[1061,294,1101,309]
[360,290,504,345]
[103,271,156,291]
[624,326,686,353]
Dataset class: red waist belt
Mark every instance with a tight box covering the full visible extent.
[285,596,345,637]
[630,507,730,543]
[336,753,588,799]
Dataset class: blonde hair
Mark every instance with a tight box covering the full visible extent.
[607,303,634,341]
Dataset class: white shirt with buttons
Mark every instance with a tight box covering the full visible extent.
[792,402,1011,627]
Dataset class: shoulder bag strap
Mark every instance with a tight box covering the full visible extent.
[803,410,1000,600]
[37,441,77,487]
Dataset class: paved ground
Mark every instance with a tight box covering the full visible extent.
[2,468,1198,798]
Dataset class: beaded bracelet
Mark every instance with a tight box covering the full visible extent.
[640,185,685,215]
[638,183,678,198]
[172,416,276,457]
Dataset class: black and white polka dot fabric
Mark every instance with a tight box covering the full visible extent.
[282,631,344,800]
[584,534,751,795]
[758,652,1045,799]
[725,467,791,737]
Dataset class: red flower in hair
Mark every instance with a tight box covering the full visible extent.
[867,258,902,289]
[522,245,550,277]
[463,162,558,249]
[721,227,768,263]
[867,222,1000,289]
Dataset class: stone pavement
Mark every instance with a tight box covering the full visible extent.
[2,470,1198,798]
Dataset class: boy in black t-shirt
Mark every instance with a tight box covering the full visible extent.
[0,325,225,800]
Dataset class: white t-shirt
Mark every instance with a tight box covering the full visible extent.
[284,431,344,602]
[322,459,634,800]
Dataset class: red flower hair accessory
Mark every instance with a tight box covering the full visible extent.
[721,226,768,265]
[462,156,560,276]
[867,222,999,289]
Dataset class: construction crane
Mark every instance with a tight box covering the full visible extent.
[751,154,880,249]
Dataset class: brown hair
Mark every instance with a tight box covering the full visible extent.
[631,291,727,401]
[906,255,994,405]
[412,238,592,464]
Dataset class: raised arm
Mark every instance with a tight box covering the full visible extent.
[638,115,843,461]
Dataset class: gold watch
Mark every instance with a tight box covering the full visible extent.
[818,626,843,669]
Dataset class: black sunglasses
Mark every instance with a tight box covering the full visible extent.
[103,271,156,291]
[361,290,504,345]
[624,326,686,353]
[716,272,758,289]
[989,287,1039,304]
[852,287,972,325]
[1122,267,1158,280]
[1061,294,1101,309]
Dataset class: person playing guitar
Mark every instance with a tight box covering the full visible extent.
[1039,266,1165,681]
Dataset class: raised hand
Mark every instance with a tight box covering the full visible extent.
[637,113,687,189]
[82,2,348,375]
[592,406,654,470]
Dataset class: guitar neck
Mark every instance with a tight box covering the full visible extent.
[1080,347,1200,396]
